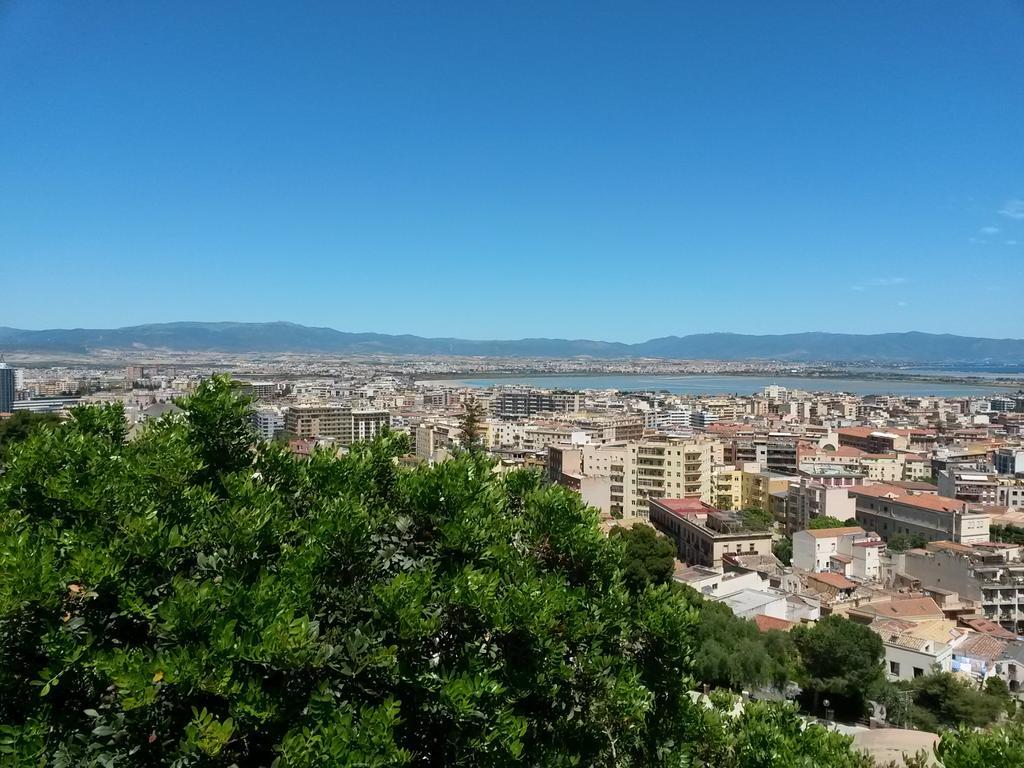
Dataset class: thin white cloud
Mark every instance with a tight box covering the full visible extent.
[1008,240,1019,246]
[850,276,907,291]
[980,226,1000,235]
[896,301,908,307]
[999,199,1024,219]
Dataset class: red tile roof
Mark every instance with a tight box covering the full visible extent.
[754,615,795,633]
[807,571,859,590]
[852,597,943,620]
[850,484,967,513]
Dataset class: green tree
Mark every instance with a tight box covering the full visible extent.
[0,411,61,459]
[739,507,774,532]
[608,523,676,593]
[904,671,1008,731]
[772,537,792,566]
[808,516,849,530]
[690,599,796,693]
[886,533,928,552]
[0,380,894,766]
[991,524,1024,546]
[458,395,486,453]
[791,615,885,719]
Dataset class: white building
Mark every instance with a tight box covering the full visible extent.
[252,407,285,441]
[792,526,884,581]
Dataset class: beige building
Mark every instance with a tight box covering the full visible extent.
[850,484,990,545]
[624,437,717,519]
[549,436,718,520]
[742,464,798,516]
[861,454,903,483]
[785,478,857,533]
[649,498,773,569]
[285,404,389,447]
[713,465,744,510]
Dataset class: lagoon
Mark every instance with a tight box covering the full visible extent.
[430,374,1016,398]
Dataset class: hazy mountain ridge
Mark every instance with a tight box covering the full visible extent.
[1,323,1024,363]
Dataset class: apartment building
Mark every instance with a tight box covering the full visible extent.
[937,468,999,506]
[785,477,857,533]
[996,478,1024,508]
[898,542,1024,633]
[415,420,459,464]
[860,453,903,482]
[623,437,716,518]
[849,484,990,545]
[792,526,883,581]
[489,390,580,419]
[649,498,773,569]
[251,407,284,441]
[285,404,390,446]
[742,465,798,517]
[713,465,744,510]
[994,447,1024,476]
[838,427,910,453]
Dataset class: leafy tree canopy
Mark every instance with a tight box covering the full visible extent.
[0,411,62,459]
[903,671,1009,732]
[807,516,849,530]
[886,533,928,553]
[608,523,676,594]
[772,537,792,567]
[739,508,774,532]
[791,615,885,719]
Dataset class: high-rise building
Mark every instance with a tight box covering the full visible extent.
[0,360,15,414]
[284,404,390,446]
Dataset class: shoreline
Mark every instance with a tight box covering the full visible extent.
[416,369,1024,390]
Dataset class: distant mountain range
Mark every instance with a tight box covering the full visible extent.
[2,322,1024,363]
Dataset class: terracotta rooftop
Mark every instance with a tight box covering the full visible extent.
[754,615,795,633]
[852,596,944,621]
[807,571,859,590]
[960,617,1018,640]
[955,633,1007,662]
[850,484,968,513]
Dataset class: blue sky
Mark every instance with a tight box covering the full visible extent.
[2,1,1022,341]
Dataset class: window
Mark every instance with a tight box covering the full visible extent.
[889,661,900,676]
[913,667,924,678]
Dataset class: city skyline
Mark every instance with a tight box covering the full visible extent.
[2,2,1023,339]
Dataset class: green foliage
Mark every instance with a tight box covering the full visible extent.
[690,599,796,693]
[886,533,928,552]
[739,508,774,532]
[609,523,675,593]
[903,671,1008,731]
[458,396,486,454]
[772,537,792,566]
[991,524,1024,546]
[935,720,1024,768]
[0,411,62,460]
[685,694,874,768]
[791,615,885,719]
[807,516,848,530]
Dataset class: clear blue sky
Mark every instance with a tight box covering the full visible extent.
[2,1,1022,341]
